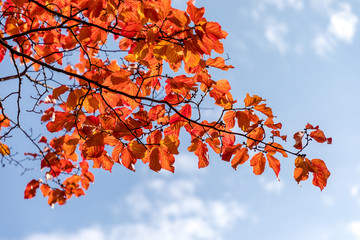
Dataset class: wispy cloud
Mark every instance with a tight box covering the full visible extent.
[24,178,252,240]
[265,0,303,11]
[258,177,285,194]
[312,2,358,56]
[265,21,289,53]
[312,33,335,56]
[349,221,360,239]
[24,227,106,240]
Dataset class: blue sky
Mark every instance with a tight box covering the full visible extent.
[1,0,360,239]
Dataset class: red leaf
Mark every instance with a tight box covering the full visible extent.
[305,123,318,129]
[188,138,209,168]
[222,144,241,162]
[170,104,192,125]
[38,136,48,143]
[24,179,40,199]
[0,45,6,63]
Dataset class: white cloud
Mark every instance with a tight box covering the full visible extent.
[264,0,303,11]
[24,227,106,240]
[350,185,359,197]
[311,0,334,12]
[258,177,285,194]
[328,3,358,43]
[25,178,251,240]
[265,22,289,53]
[349,221,360,239]
[312,33,334,56]
[312,2,358,56]
[322,195,335,207]
[174,154,206,174]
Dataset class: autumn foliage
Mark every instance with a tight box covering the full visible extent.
[0,0,331,206]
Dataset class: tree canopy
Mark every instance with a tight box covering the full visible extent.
[0,0,331,207]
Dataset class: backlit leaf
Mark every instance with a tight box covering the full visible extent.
[250,152,266,175]
[311,159,330,191]
[310,129,327,143]
[267,154,280,180]
[293,131,304,150]
[244,93,263,107]
[24,179,40,199]
[231,147,249,170]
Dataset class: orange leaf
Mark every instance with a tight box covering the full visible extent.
[149,147,161,172]
[244,93,263,107]
[267,154,280,180]
[112,144,124,163]
[0,142,10,156]
[293,131,304,150]
[310,129,327,143]
[264,118,282,130]
[52,85,69,100]
[121,148,136,171]
[231,147,249,170]
[93,154,114,172]
[40,184,51,197]
[129,140,147,159]
[48,189,67,206]
[305,123,318,129]
[254,104,273,118]
[265,143,288,157]
[311,159,330,191]
[223,111,236,129]
[148,104,166,121]
[212,79,231,95]
[294,156,311,183]
[186,0,205,24]
[196,141,209,168]
[247,127,264,149]
[170,104,192,125]
[236,111,250,132]
[188,138,209,168]
[221,144,241,162]
[250,152,266,175]
[24,179,40,199]
[205,137,221,154]
[206,57,234,71]
[160,135,180,154]
[159,148,175,172]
